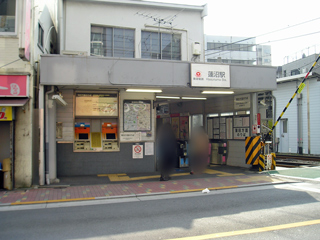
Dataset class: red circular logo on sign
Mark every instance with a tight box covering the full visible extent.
[134,145,142,153]
[196,71,201,77]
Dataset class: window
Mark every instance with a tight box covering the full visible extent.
[0,0,16,33]
[291,69,300,76]
[141,31,181,60]
[91,26,135,58]
[207,42,214,50]
[38,23,44,50]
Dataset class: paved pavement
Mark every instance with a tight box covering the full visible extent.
[268,166,320,181]
[0,165,291,206]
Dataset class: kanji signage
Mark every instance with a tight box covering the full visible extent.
[234,127,250,139]
[191,64,230,87]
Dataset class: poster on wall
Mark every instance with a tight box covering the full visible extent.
[120,132,141,142]
[207,118,213,138]
[123,100,151,131]
[234,117,243,127]
[179,116,189,140]
[226,118,233,139]
[242,116,250,127]
[75,93,118,117]
[213,118,219,128]
[171,117,179,139]
[145,142,154,155]
[132,144,143,159]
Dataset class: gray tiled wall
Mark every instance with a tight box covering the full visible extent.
[57,143,155,176]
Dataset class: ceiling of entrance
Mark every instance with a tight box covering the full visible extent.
[57,85,265,102]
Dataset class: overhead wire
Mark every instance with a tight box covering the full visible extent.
[205,31,320,58]
[204,16,320,55]
[0,59,21,69]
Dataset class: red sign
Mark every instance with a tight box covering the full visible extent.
[196,71,201,77]
[257,113,261,126]
[0,75,28,97]
[134,145,142,153]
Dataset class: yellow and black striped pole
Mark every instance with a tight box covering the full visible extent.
[264,53,320,142]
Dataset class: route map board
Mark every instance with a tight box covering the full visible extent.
[75,93,118,117]
[123,100,151,131]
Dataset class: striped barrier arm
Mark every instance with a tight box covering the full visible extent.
[264,53,320,142]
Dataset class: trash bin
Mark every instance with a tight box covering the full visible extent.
[2,158,12,190]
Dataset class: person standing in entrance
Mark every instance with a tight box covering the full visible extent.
[189,126,209,174]
[157,123,177,181]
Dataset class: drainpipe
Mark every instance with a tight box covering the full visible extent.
[271,94,276,152]
[307,80,310,154]
[297,81,303,154]
[45,86,54,185]
[59,0,65,52]
[39,85,45,185]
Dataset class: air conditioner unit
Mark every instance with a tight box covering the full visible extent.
[61,50,87,56]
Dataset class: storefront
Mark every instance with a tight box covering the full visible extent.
[0,75,30,189]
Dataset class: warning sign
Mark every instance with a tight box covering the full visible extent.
[252,124,257,134]
[132,144,143,159]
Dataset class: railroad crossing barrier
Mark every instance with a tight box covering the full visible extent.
[246,136,276,172]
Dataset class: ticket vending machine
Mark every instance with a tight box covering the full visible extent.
[102,122,118,150]
[74,122,90,150]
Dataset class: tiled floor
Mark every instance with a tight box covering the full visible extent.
[0,173,282,205]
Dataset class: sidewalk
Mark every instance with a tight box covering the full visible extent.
[268,166,320,182]
[0,165,287,206]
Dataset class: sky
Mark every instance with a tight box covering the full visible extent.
[147,0,320,66]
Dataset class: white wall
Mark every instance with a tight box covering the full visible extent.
[273,78,320,155]
[273,81,299,153]
[308,78,320,154]
[64,1,205,61]
[33,0,57,62]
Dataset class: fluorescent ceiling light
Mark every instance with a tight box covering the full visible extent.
[181,97,207,100]
[156,96,180,99]
[221,112,234,116]
[202,91,234,94]
[126,89,162,93]
[207,113,219,117]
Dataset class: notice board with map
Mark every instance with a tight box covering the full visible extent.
[123,100,151,131]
